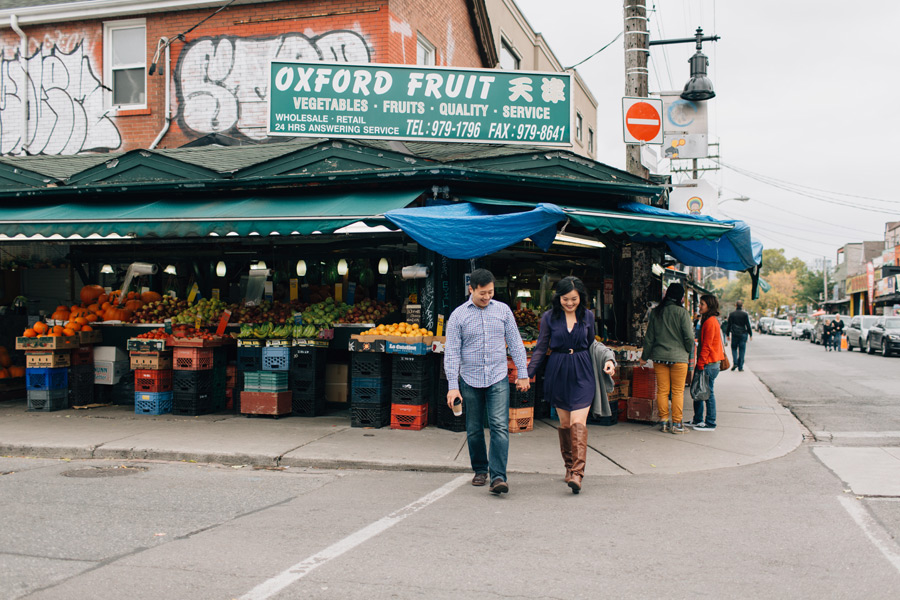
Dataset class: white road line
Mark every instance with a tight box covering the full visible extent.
[240,474,470,600]
[838,495,900,575]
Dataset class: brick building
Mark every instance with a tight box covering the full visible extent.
[0,0,497,154]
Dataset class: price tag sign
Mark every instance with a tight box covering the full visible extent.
[377,284,386,302]
[216,309,232,336]
[264,281,273,301]
[188,283,199,304]
[290,278,298,301]
[212,288,220,300]
[436,313,444,337]
[164,318,173,334]
[335,283,343,303]
[347,282,356,305]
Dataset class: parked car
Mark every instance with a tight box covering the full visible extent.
[772,319,792,335]
[791,322,814,340]
[865,317,900,356]
[758,317,775,334]
[846,315,880,352]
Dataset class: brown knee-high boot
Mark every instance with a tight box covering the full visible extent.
[568,423,588,494]
[558,426,573,483]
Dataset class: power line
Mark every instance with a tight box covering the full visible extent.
[565,30,623,70]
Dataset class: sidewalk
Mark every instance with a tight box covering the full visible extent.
[0,367,805,476]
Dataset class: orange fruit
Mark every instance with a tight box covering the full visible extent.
[62,328,76,337]
[52,325,65,335]
[23,328,36,338]
[81,325,93,332]
[48,332,61,337]
[74,317,88,326]
[65,322,81,331]
[33,322,48,335]
[85,314,98,322]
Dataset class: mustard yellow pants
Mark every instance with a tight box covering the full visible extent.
[653,362,688,423]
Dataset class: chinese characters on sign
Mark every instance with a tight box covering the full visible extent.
[268,62,571,145]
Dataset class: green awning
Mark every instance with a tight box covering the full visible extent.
[0,191,419,239]
[460,196,732,241]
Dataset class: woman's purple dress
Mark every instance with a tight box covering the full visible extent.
[527,309,596,411]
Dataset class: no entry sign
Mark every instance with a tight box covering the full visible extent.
[622,97,663,144]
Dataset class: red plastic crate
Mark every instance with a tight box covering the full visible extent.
[390,404,428,430]
[72,346,94,366]
[134,369,173,392]
[506,356,535,383]
[509,407,534,433]
[173,347,214,371]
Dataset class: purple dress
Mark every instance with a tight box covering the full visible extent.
[527,309,596,411]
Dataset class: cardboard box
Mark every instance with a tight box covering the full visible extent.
[94,346,128,363]
[385,341,428,355]
[325,363,349,403]
[348,335,386,353]
[16,336,78,351]
[95,359,130,385]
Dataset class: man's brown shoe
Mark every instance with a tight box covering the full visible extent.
[489,478,509,495]
[472,473,488,486]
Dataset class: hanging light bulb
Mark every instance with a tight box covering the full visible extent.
[100,264,114,274]
[337,259,348,276]
[378,258,389,275]
[164,264,177,275]
[251,260,267,270]
[216,261,226,277]
[296,260,307,277]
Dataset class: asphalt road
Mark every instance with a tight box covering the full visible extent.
[2,334,900,599]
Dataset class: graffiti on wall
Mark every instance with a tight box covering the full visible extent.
[0,42,121,155]
[176,30,372,140]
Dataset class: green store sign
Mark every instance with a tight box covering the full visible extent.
[268,62,571,146]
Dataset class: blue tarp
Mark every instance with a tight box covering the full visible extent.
[619,201,763,272]
[384,202,566,259]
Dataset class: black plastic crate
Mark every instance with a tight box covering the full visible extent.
[173,370,214,394]
[289,377,326,398]
[351,404,390,428]
[111,375,135,405]
[436,402,466,432]
[588,403,619,426]
[292,392,326,417]
[391,355,433,381]
[27,389,68,412]
[509,384,535,409]
[236,347,263,372]
[351,353,391,378]
[68,381,94,407]
[68,365,95,389]
[391,387,430,406]
[291,347,327,372]
[173,390,211,416]
[350,385,390,406]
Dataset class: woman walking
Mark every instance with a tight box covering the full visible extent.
[689,294,724,431]
[528,276,615,494]
[639,283,694,434]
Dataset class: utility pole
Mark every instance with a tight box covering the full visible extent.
[623,0,657,343]
[823,256,828,302]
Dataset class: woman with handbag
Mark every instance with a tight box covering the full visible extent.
[639,283,694,434]
[689,294,725,431]
[528,276,615,494]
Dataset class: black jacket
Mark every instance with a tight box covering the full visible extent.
[725,309,752,337]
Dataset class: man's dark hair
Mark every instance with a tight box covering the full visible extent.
[735,300,743,309]
[469,268,495,289]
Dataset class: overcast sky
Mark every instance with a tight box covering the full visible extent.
[514,0,898,266]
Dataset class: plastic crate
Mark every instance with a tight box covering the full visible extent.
[589,401,619,426]
[134,391,173,415]
[261,347,290,371]
[391,354,433,381]
[172,390,211,416]
[72,346,94,366]
[26,367,68,391]
[292,391,326,417]
[290,346,327,372]
[350,384,390,406]
[436,402,466,432]
[27,389,68,412]
[351,353,391,378]
[173,347,214,371]
[509,384,535,409]
[391,386,430,406]
[243,370,289,392]
[130,352,173,370]
[236,347,263,372]
[390,404,428,430]
[509,407,534,433]
[111,375,135,405]
[351,404,390,428]
[289,377,326,398]
[134,369,173,392]
[68,381,94,407]
[172,370,214,394]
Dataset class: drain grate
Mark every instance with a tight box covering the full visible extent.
[61,465,148,478]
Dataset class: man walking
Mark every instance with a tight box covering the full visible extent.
[724,300,752,371]
[445,269,530,495]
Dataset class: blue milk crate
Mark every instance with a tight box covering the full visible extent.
[262,347,290,371]
[135,391,174,415]
[26,367,69,391]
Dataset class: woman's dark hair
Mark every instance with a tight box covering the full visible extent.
[551,276,589,322]
[700,294,720,319]
[469,268,495,290]
[653,282,685,317]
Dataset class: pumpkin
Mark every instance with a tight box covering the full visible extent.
[50,309,71,321]
[32,322,48,335]
[23,328,36,338]
[0,350,9,368]
[124,299,143,311]
[8,365,25,378]
[103,307,131,322]
[80,284,105,306]
[0,368,9,379]
[70,306,89,319]
[141,291,162,303]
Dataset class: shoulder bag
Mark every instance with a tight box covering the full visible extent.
[719,321,731,371]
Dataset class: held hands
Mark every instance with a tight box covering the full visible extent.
[446,389,462,409]
[639,359,647,367]
[603,360,616,376]
[516,378,530,392]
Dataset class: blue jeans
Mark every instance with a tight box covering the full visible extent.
[460,378,509,483]
[731,332,748,369]
[693,362,719,427]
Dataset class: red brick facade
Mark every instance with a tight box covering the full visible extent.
[0,0,486,154]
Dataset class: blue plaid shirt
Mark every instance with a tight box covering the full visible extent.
[444,298,528,390]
